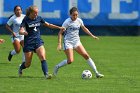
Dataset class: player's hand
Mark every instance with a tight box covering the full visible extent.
[60,27,66,31]
[0,39,5,44]
[12,32,16,37]
[57,43,62,51]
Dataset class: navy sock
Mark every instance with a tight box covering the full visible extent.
[20,62,26,70]
[41,60,48,75]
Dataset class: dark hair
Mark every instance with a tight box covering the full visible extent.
[69,7,78,15]
[14,5,22,12]
[8,5,22,19]
[26,5,38,16]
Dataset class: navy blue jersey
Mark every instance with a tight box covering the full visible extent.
[21,16,46,52]
[20,16,45,45]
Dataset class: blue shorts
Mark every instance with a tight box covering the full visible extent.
[23,41,44,53]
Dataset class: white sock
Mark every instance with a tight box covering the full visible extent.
[11,50,17,55]
[87,58,99,74]
[57,59,67,68]
[22,51,25,63]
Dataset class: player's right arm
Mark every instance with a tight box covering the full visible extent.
[57,19,68,51]
[5,16,16,37]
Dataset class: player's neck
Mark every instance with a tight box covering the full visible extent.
[29,15,36,20]
[70,17,77,21]
[16,14,21,17]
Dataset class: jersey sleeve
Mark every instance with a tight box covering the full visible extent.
[62,20,68,29]
[40,16,46,24]
[79,18,84,26]
[7,16,14,26]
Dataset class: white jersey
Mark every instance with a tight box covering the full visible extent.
[7,14,25,36]
[62,17,84,43]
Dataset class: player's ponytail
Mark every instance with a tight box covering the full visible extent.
[26,8,30,16]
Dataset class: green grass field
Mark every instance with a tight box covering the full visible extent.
[0,35,140,93]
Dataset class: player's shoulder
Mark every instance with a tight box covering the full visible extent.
[77,18,83,22]
[36,16,44,21]
[9,14,16,20]
[64,18,71,23]
[22,16,29,22]
[21,14,26,17]
[23,16,28,20]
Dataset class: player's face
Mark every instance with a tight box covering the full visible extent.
[70,11,78,21]
[30,8,38,19]
[14,6,22,17]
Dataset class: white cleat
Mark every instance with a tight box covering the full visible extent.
[96,73,104,78]
[53,65,59,76]
[45,74,52,79]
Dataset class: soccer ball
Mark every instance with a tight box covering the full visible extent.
[82,70,92,79]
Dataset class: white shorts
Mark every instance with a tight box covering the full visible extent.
[11,35,24,43]
[63,40,82,50]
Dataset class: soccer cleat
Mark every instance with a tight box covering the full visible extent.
[8,51,13,61]
[96,73,104,78]
[18,64,22,77]
[53,65,59,76]
[45,74,52,79]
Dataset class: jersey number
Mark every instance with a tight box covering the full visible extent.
[34,27,37,31]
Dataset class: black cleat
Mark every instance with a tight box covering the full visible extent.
[8,51,13,61]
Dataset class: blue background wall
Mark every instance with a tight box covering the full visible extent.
[0,0,140,35]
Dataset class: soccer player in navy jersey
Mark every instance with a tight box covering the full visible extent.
[53,7,104,78]
[19,5,65,79]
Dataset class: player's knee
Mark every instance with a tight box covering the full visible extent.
[39,55,45,61]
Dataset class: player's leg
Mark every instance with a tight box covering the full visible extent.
[75,44,104,78]
[74,44,98,73]
[53,48,74,76]
[36,45,52,79]
[18,52,33,77]
[8,38,21,61]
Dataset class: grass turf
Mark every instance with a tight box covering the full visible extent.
[0,35,140,93]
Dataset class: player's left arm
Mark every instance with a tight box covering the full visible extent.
[81,25,99,40]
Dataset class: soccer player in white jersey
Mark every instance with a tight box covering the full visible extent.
[54,7,104,78]
[6,5,25,63]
